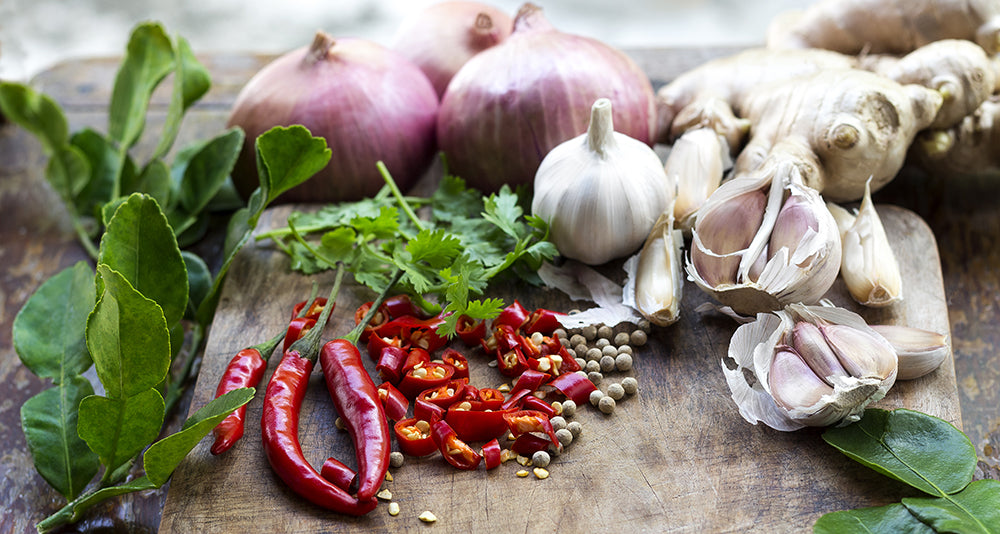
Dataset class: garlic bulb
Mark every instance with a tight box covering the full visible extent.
[626,209,683,326]
[532,98,672,265]
[687,166,842,315]
[826,180,903,307]
[722,303,898,431]
[664,127,730,232]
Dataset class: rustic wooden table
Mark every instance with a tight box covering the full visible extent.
[1,49,998,532]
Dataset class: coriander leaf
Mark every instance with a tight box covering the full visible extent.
[108,22,175,148]
[253,125,331,218]
[318,227,359,262]
[814,503,934,534]
[182,251,211,319]
[143,388,254,486]
[20,376,99,500]
[823,409,976,497]
[407,229,463,269]
[153,35,210,160]
[175,128,244,215]
[88,265,171,398]
[430,173,482,223]
[0,81,69,151]
[903,480,1000,534]
[13,261,95,381]
[99,193,188,326]
[353,206,401,241]
[78,388,165,476]
[482,186,526,239]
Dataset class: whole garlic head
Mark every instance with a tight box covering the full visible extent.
[532,98,672,265]
[722,303,898,431]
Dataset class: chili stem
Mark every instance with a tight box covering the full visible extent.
[343,268,405,346]
[287,264,346,362]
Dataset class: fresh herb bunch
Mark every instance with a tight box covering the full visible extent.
[5,22,335,532]
[260,161,559,336]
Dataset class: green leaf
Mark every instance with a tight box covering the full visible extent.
[143,388,254,486]
[181,251,211,318]
[407,229,463,269]
[823,409,976,497]
[78,389,165,475]
[0,81,69,151]
[20,376,99,500]
[175,128,244,215]
[482,186,526,239]
[14,261,95,381]
[108,22,175,148]
[352,206,401,241]
[98,194,188,326]
[903,479,1000,534]
[253,125,331,216]
[46,145,91,203]
[814,503,935,534]
[123,159,172,207]
[318,227,359,263]
[430,173,482,223]
[88,265,171,398]
[70,129,118,215]
[152,35,210,160]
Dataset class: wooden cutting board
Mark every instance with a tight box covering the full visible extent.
[159,203,958,532]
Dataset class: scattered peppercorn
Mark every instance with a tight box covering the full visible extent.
[613,332,631,346]
[566,420,583,438]
[617,345,633,355]
[390,451,404,468]
[585,360,600,373]
[531,450,551,467]
[550,416,567,430]
[581,325,597,340]
[555,428,573,447]
[599,355,616,373]
[615,353,633,372]
[587,371,603,384]
[594,338,610,349]
[622,377,638,395]
[607,383,625,400]
[589,390,605,406]
[561,400,577,417]
[630,330,648,346]
[598,395,616,414]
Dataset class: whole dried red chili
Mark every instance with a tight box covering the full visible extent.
[393,418,437,457]
[431,419,482,470]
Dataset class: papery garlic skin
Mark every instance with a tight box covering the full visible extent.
[664,127,730,232]
[629,210,684,326]
[828,180,903,307]
[532,98,672,265]
[722,303,898,431]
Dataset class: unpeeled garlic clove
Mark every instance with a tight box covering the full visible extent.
[664,127,730,231]
[630,210,684,326]
[768,194,819,264]
[689,185,767,287]
[768,346,834,412]
[870,324,950,380]
[819,323,898,380]
[788,322,848,386]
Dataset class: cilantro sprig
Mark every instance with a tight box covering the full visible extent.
[260,161,558,336]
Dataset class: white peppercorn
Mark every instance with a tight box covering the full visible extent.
[575,344,590,356]
[615,353,633,372]
[555,428,573,447]
[622,376,638,395]
[589,389,604,406]
[570,334,586,347]
[617,344,633,355]
[553,328,567,340]
[637,319,651,332]
[594,338,610,349]
[585,347,602,362]
[559,336,571,348]
[601,345,618,358]
[599,355,615,373]
[561,400,577,417]
[566,420,583,438]
[531,450,551,467]
[566,348,577,359]
[587,371,603,384]
[598,395,616,414]
[607,382,625,400]
[613,332,631,346]
[582,325,597,340]
[575,357,586,369]
[630,329,648,346]
[584,360,601,373]
[549,416,567,431]
[389,451,404,467]
[597,325,614,339]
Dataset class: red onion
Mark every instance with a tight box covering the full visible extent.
[391,1,512,98]
[437,3,656,192]
[227,32,439,203]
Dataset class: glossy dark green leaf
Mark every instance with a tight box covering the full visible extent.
[181,251,211,318]
[20,376,99,500]
[121,159,171,208]
[87,265,171,398]
[903,480,1000,534]
[175,128,243,215]
[13,261,95,381]
[0,81,69,151]
[205,178,244,212]
[98,194,188,326]
[152,35,210,160]
[45,145,91,202]
[70,129,118,214]
[34,476,159,533]
[173,211,211,248]
[253,125,331,220]
[814,503,935,534]
[823,409,976,497]
[194,207,250,326]
[143,388,253,485]
[78,388,165,475]
[108,22,175,148]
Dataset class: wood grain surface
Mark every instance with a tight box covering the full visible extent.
[158,204,957,533]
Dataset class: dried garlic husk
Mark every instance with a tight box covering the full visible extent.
[687,166,842,315]
[626,209,684,326]
[664,127,730,231]
[826,180,903,307]
[722,303,898,431]
[531,98,672,265]
[870,324,950,380]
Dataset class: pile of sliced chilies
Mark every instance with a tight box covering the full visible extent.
[210,282,596,515]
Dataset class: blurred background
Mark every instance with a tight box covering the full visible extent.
[0,0,813,81]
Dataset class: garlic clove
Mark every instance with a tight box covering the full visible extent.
[768,346,835,412]
[835,180,903,307]
[819,323,898,380]
[870,324,950,380]
[788,321,848,385]
[664,127,730,231]
[632,210,683,326]
[768,193,820,265]
[689,185,767,287]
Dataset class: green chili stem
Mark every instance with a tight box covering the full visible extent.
[342,268,405,346]
[288,264,346,362]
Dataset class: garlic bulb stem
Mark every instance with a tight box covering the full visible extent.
[587,98,618,157]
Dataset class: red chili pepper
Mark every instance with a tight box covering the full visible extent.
[455,315,486,346]
[496,346,528,377]
[440,348,469,380]
[282,317,316,353]
[503,409,561,451]
[414,396,446,423]
[367,334,402,363]
[354,301,390,342]
[558,344,582,373]
[290,297,329,321]
[397,361,455,398]
[377,315,448,352]
[320,457,356,491]
[482,439,502,470]
[383,294,426,319]
[512,369,550,393]
[521,395,557,418]
[493,300,529,331]
[501,388,532,411]
[210,347,270,455]
[510,432,553,456]
[493,324,522,352]
[393,418,437,457]
[416,378,468,408]
[550,372,598,405]
[401,347,431,374]
[431,420,482,470]
[321,338,390,502]
[523,308,565,335]
[375,345,408,384]
[377,381,409,422]
[445,403,512,442]
[476,388,506,411]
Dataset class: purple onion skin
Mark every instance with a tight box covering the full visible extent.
[227,35,439,203]
[437,4,656,192]
[391,1,513,98]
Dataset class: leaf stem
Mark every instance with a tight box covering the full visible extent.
[377,161,424,232]
[163,323,205,417]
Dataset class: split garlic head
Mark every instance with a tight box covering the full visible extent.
[532,98,672,265]
[722,303,898,431]
[687,170,842,315]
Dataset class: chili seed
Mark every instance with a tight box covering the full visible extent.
[585,347,602,362]
[415,420,431,433]
[488,359,498,367]
[582,325,597,340]
[385,472,394,482]
[412,367,428,378]
[531,450,551,467]
[498,383,511,393]
[589,389,605,406]
[500,449,517,463]
[613,332,631,346]
[615,353,634,372]
[555,428,573,447]
[567,420,583,438]
[377,488,393,501]
[587,371,603,384]
[529,332,544,345]
[598,395,616,414]
[335,417,345,431]
[597,325,614,339]
[622,376,638,395]
[517,455,531,466]
[551,401,563,416]
[617,344,633,356]
[630,330,648,346]
[561,400,577,417]
[595,338,610,349]
[601,345,618,358]
[533,467,550,479]
[388,502,400,516]
[607,383,626,400]
[390,451,404,468]
[599,355,616,373]
[455,401,472,411]
[419,511,437,523]
[570,334,586,347]
[516,469,530,477]
[550,416,567,431]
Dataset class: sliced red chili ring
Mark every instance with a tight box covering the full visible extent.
[501,388,532,411]
[393,418,437,457]
[511,432,553,456]
[512,369,550,393]
[503,409,560,450]
[445,403,512,443]
[377,316,447,352]
[431,420,482,470]
[354,301,390,342]
[416,378,468,408]
[282,317,316,353]
[455,315,486,346]
[397,361,455,398]
[550,372,598,406]
[440,348,469,380]
[382,294,426,319]
[476,388,506,411]
[523,308,565,335]
[367,334,402,363]
[496,346,528,377]
[375,345,408,384]
[377,381,409,422]
[482,439,503,470]
[413,397,446,423]
[558,343,582,373]
[401,347,432,374]
[493,300,529,331]
[520,395,557,418]
[320,457,356,491]
[290,297,329,322]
